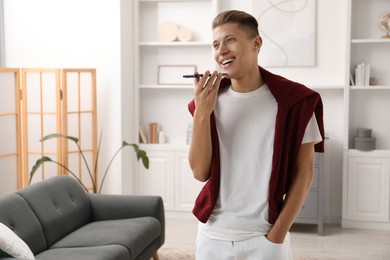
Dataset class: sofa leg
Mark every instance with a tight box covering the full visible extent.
[152,252,159,260]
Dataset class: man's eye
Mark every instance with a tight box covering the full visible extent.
[213,44,219,49]
[227,38,234,43]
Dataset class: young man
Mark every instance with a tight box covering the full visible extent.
[188,10,324,259]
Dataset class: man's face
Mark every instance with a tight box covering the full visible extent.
[212,23,261,79]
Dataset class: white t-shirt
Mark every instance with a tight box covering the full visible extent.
[198,84,322,241]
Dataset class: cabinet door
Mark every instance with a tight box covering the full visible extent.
[136,151,174,210]
[347,157,390,222]
[174,152,204,211]
[296,191,319,221]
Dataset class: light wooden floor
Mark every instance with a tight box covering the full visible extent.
[163,217,390,260]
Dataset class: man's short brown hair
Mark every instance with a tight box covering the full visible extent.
[212,10,260,39]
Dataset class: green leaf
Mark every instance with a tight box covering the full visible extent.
[29,156,53,184]
[40,133,79,143]
[136,150,149,169]
[122,141,138,151]
[141,153,149,169]
[122,141,148,169]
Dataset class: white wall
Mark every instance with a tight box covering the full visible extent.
[120,0,136,195]
[0,0,4,66]
[3,0,124,194]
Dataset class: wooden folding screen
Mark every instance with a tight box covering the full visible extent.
[61,69,97,191]
[0,68,97,191]
[21,69,62,187]
[0,68,22,194]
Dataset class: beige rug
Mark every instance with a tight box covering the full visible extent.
[157,247,337,260]
[158,247,195,260]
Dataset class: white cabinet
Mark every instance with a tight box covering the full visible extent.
[135,145,204,212]
[295,153,324,235]
[343,150,390,229]
[342,0,390,230]
[347,155,390,222]
[133,0,216,215]
[138,146,326,231]
[136,149,175,210]
[174,152,204,211]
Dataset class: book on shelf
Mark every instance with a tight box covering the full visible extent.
[354,63,370,86]
[149,122,159,144]
[139,125,148,143]
[350,73,355,86]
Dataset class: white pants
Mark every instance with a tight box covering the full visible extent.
[196,232,293,260]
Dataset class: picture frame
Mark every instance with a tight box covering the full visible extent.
[252,0,316,67]
[158,65,197,85]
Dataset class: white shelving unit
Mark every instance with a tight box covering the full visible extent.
[342,0,390,230]
[133,0,220,214]
[134,0,220,147]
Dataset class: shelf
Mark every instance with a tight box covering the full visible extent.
[139,41,211,47]
[140,0,210,2]
[348,149,390,157]
[139,143,190,152]
[351,39,390,44]
[139,84,194,89]
[350,85,390,90]
[140,84,346,90]
[310,85,344,90]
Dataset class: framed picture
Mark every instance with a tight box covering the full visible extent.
[158,65,197,85]
[252,0,316,67]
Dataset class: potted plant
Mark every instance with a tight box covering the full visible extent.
[29,133,149,194]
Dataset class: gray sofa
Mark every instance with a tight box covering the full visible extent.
[0,175,165,260]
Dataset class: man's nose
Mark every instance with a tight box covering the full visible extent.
[218,43,229,55]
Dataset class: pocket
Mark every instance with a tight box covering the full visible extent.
[258,236,291,260]
[265,236,284,245]
[262,236,284,248]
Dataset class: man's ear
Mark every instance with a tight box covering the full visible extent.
[254,36,262,50]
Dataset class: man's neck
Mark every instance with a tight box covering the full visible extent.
[230,68,264,93]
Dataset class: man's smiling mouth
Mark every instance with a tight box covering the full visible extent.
[221,58,235,65]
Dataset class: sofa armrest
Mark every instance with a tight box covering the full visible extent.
[88,194,165,244]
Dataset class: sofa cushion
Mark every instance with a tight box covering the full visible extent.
[0,193,47,254]
[17,176,91,247]
[51,217,161,259]
[0,222,35,259]
[35,245,130,260]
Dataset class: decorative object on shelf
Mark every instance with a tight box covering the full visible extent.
[158,131,166,144]
[158,64,197,85]
[354,128,376,151]
[29,133,149,194]
[158,21,193,42]
[378,11,390,39]
[369,77,378,86]
[158,21,178,42]
[177,26,192,42]
[149,122,159,144]
[354,63,371,86]
[252,0,316,67]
